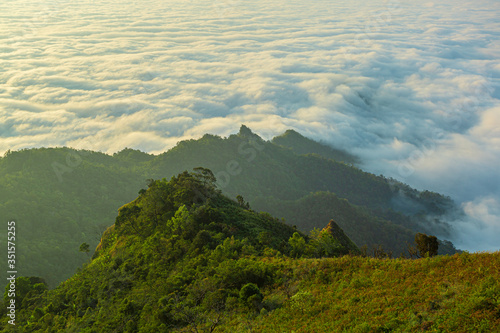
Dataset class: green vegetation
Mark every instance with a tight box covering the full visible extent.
[0,147,152,288]
[235,252,500,332]
[0,126,459,289]
[272,129,359,164]
[0,172,497,332]
[415,233,439,257]
[252,192,456,257]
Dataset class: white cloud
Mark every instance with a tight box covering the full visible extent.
[0,0,499,250]
[455,197,500,252]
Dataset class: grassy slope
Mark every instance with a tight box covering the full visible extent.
[4,252,497,332]
[0,171,497,332]
[225,253,500,332]
[0,127,460,290]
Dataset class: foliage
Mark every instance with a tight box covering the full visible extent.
[79,243,90,256]
[288,232,307,258]
[0,173,497,332]
[2,276,47,308]
[272,129,358,164]
[240,283,264,310]
[0,126,459,290]
[253,192,457,257]
[414,232,440,258]
[0,170,356,331]
[236,253,500,332]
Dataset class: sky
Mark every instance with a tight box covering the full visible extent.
[0,0,499,251]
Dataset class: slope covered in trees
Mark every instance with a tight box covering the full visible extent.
[252,192,457,256]
[271,129,359,164]
[0,171,360,331]
[0,148,152,288]
[0,172,497,332]
[0,126,459,289]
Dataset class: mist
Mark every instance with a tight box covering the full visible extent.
[1,0,499,251]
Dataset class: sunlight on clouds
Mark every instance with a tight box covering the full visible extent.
[464,197,500,228]
[398,106,500,254]
[0,0,499,250]
[458,197,500,252]
[470,107,500,148]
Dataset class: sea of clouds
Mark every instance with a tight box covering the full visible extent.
[1,0,499,251]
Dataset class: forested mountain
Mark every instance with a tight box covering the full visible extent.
[0,126,459,289]
[271,129,359,164]
[0,148,153,289]
[1,172,498,332]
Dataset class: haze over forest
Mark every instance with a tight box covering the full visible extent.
[1,0,499,252]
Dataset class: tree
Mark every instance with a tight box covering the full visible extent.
[414,233,439,257]
[4,276,47,306]
[79,242,90,257]
[308,228,343,258]
[239,283,263,311]
[115,204,144,237]
[288,232,306,258]
[193,167,217,189]
[258,231,272,247]
[236,195,250,209]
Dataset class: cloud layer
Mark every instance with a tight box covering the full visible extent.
[1,0,499,251]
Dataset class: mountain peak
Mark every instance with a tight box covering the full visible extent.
[322,219,361,255]
[322,219,342,235]
[272,129,358,163]
[238,125,263,140]
[282,129,303,137]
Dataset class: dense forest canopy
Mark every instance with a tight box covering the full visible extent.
[0,126,459,289]
[1,170,497,332]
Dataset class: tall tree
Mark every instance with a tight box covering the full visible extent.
[415,233,439,257]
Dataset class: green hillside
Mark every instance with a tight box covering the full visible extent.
[0,170,359,332]
[1,172,497,332]
[232,252,500,332]
[252,192,457,256]
[0,148,151,288]
[272,129,359,164]
[0,126,459,289]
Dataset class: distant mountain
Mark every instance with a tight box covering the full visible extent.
[0,171,355,331]
[252,191,457,256]
[149,126,458,254]
[0,126,459,289]
[272,128,358,164]
[0,172,496,332]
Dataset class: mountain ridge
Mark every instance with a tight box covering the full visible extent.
[0,126,459,289]
[0,171,497,332]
